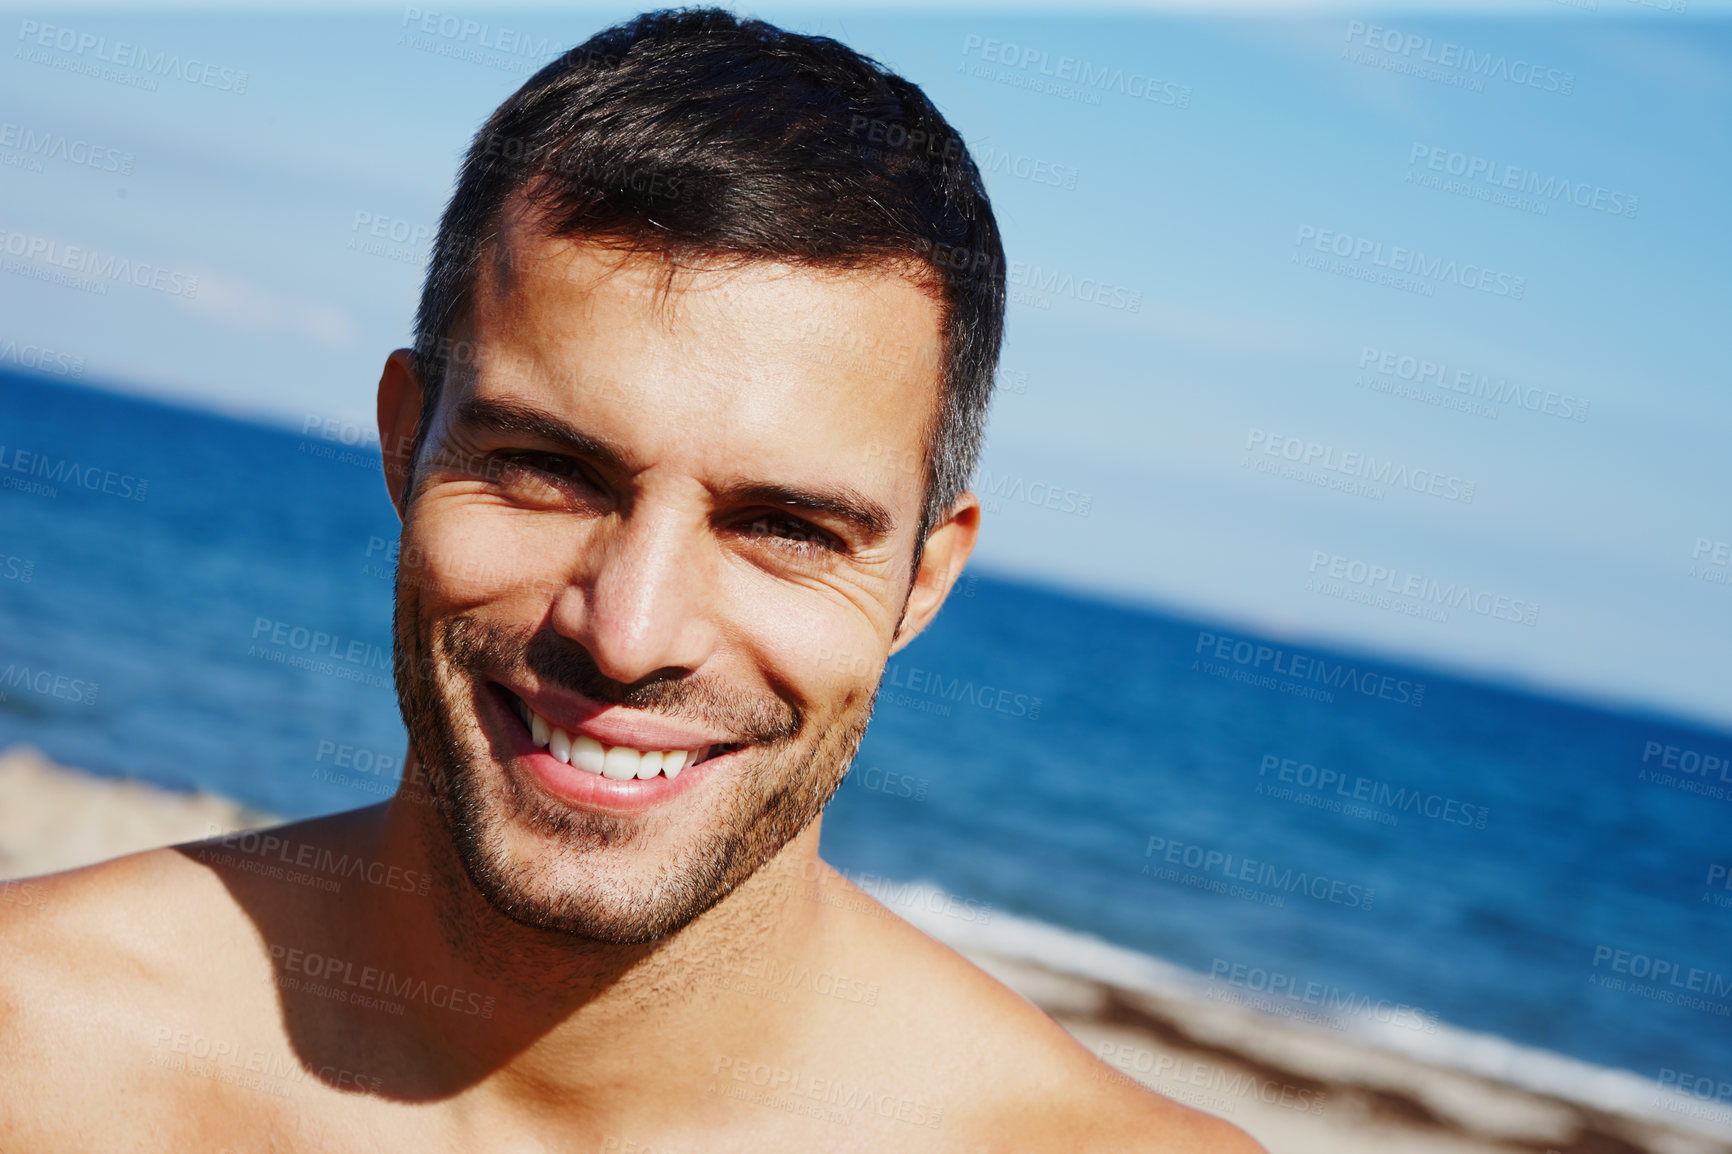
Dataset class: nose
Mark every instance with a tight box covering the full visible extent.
[549,497,719,686]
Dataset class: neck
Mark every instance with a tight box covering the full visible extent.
[315,754,833,1113]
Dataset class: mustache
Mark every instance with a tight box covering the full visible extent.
[438,616,801,744]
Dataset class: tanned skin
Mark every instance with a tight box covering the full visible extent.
[0,204,1264,1153]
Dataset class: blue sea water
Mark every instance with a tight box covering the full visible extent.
[2,369,1728,1092]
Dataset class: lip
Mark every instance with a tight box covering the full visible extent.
[480,683,737,816]
[503,681,731,753]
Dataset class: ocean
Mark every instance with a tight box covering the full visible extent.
[2,369,1728,1109]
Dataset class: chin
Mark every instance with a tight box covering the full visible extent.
[392,608,868,943]
[439,735,746,943]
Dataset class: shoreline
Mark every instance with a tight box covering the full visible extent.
[968,949,1732,1153]
[0,744,276,881]
[3,744,1728,1153]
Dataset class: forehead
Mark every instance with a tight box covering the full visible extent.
[456,213,947,484]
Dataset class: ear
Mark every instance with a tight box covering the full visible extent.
[377,348,423,521]
[890,492,980,655]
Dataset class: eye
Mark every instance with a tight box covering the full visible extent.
[494,449,582,477]
[737,511,841,554]
[488,450,601,496]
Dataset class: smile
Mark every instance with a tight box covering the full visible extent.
[504,691,739,782]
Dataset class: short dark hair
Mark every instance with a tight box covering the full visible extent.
[411,7,1005,533]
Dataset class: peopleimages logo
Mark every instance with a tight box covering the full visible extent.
[0,338,85,379]
[1687,537,1732,590]
[1207,959,1438,1032]
[399,6,556,56]
[200,824,432,898]
[16,19,250,93]
[1193,630,1426,707]
[977,468,1092,518]
[0,228,199,299]
[1244,429,1476,504]
[249,619,390,671]
[1358,347,1588,423]
[397,6,561,74]
[348,210,433,265]
[269,941,496,1019]
[1257,753,1490,829]
[1094,1043,1328,1116]
[0,443,149,501]
[960,34,1192,108]
[1657,1067,1732,1110]
[1342,21,1574,96]
[973,145,1079,191]
[1641,741,1732,783]
[247,617,393,690]
[1006,260,1141,312]
[0,550,33,583]
[0,663,98,706]
[1407,145,1637,219]
[882,660,1042,720]
[0,121,134,174]
[1307,551,1539,627]
[1144,835,1376,910]
[1589,945,1732,1014]
[1294,225,1525,299]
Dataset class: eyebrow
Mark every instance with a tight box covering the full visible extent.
[719,481,897,543]
[453,396,898,542]
[454,396,633,475]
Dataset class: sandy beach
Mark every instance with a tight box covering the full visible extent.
[2,743,1727,1154]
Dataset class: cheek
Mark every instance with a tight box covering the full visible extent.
[405,500,578,611]
[730,576,891,714]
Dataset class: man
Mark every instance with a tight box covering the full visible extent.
[0,11,1261,1151]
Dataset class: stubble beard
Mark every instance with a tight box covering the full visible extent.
[392,591,874,945]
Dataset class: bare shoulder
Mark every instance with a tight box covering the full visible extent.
[0,848,220,1127]
[821,870,1265,1153]
[0,841,231,1016]
[1012,1063,1269,1153]
[0,830,315,1144]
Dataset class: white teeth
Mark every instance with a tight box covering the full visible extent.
[516,697,710,781]
[570,734,605,775]
[602,745,641,781]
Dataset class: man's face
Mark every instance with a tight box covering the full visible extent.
[382,214,966,943]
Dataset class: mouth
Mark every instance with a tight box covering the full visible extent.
[496,686,742,783]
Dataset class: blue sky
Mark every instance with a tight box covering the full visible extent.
[2,3,1728,726]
